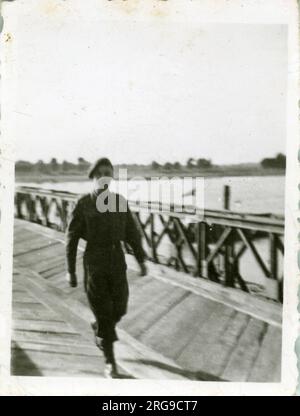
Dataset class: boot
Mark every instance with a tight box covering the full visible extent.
[103,341,118,378]
[104,362,118,379]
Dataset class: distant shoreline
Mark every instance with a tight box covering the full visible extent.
[15,167,285,183]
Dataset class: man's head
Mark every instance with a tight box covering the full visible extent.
[88,157,114,191]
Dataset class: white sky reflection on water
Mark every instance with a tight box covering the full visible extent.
[17,175,285,215]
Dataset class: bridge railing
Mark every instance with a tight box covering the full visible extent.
[14,186,284,302]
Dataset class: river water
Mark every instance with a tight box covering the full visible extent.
[18,175,285,215]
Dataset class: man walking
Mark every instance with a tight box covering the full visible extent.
[65,158,147,378]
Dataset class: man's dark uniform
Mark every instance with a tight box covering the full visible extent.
[66,190,145,360]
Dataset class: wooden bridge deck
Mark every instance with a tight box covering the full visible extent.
[11,219,282,381]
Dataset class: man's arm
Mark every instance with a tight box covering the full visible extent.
[125,204,147,275]
[65,200,84,286]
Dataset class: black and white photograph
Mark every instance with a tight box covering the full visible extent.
[0,0,298,396]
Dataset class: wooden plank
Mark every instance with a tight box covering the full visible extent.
[139,293,220,360]
[45,272,85,295]
[33,245,69,263]
[12,308,59,321]
[122,285,189,338]
[248,325,282,382]
[48,273,70,288]
[14,239,59,257]
[12,319,76,334]
[39,256,83,282]
[15,246,66,269]
[14,257,65,277]
[121,279,173,328]
[11,288,27,295]
[15,220,69,245]
[13,228,41,241]
[40,265,68,279]
[12,301,42,309]
[177,303,235,375]
[12,277,26,285]
[12,281,59,320]
[221,317,268,381]
[29,257,68,275]
[12,287,25,294]
[13,235,52,252]
[132,286,189,339]
[12,329,90,346]
[12,292,36,303]
[15,239,64,260]
[126,276,161,308]
[194,310,251,378]
[15,274,95,345]
[11,340,100,358]
[127,276,173,307]
[13,367,101,378]
[11,347,104,376]
[14,220,31,230]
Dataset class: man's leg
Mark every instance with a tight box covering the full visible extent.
[110,269,129,327]
[88,295,119,377]
[98,269,129,376]
[85,265,118,375]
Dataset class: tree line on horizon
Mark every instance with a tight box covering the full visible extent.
[15,153,286,175]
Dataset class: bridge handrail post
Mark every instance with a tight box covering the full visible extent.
[196,221,208,278]
[15,192,23,219]
[224,230,235,288]
[269,232,282,302]
[60,199,69,232]
[223,185,235,287]
[150,213,158,263]
[270,233,278,280]
[27,194,36,223]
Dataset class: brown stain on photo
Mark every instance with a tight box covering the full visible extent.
[4,32,12,43]
[41,0,64,16]
[112,0,170,18]
[151,1,170,18]
[117,0,140,15]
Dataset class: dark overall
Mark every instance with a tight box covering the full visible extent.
[65,191,145,357]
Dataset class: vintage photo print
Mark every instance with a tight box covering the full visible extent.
[0,0,298,396]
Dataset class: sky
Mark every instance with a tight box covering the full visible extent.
[5,1,287,165]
